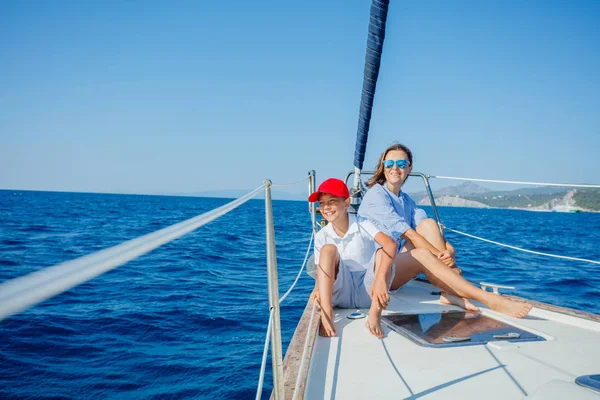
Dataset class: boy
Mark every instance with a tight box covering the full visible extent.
[308,178,397,338]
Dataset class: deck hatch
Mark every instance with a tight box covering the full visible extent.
[381,310,545,348]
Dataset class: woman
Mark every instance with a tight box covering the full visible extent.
[358,143,531,318]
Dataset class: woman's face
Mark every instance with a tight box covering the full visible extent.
[383,149,412,186]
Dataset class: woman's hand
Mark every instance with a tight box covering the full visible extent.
[370,278,390,309]
[438,250,456,268]
[446,241,456,258]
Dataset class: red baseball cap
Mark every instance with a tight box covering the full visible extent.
[308,178,350,202]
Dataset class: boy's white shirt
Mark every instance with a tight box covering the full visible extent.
[314,213,382,272]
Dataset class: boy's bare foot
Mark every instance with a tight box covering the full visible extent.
[365,304,384,339]
[440,293,480,312]
[319,308,336,337]
[487,295,532,318]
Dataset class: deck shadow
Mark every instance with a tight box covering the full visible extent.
[402,365,504,399]
[381,338,415,397]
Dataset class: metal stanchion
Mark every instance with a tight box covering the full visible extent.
[308,171,317,232]
[264,180,284,399]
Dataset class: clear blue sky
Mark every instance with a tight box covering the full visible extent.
[1,0,598,195]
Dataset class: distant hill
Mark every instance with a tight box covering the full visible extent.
[409,182,599,212]
[410,181,492,199]
[573,188,600,210]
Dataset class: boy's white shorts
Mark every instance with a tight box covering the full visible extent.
[332,258,396,309]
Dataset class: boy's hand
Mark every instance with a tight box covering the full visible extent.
[370,278,390,309]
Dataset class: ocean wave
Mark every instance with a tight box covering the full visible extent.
[1,191,599,398]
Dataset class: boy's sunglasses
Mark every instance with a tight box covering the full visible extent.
[383,159,410,169]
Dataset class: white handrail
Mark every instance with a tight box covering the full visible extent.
[0,183,267,321]
[430,175,600,188]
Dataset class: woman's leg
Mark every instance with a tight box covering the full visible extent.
[415,218,478,309]
[416,218,446,251]
[366,249,393,339]
[407,248,531,318]
[389,248,423,290]
[416,218,460,272]
[316,244,339,337]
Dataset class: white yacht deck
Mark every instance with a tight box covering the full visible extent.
[288,280,600,399]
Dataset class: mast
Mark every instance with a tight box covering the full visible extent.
[350,0,390,213]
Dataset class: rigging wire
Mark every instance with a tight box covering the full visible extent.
[430,175,600,189]
[271,172,314,187]
[279,232,315,304]
[445,226,600,265]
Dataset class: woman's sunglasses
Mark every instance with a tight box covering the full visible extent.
[383,159,410,169]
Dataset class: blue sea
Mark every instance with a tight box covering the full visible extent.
[1,190,599,399]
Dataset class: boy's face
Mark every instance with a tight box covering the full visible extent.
[318,193,349,224]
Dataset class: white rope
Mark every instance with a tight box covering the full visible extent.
[293,298,319,400]
[255,308,274,400]
[445,227,600,265]
[430,175,600,188]
[279,232,314,304]
[0,183,268,321]
[271,173,314,187]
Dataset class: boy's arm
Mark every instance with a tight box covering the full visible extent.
[371,232,398,309]
[373,232,397,278]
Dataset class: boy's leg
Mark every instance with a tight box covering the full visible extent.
[366,248,393,339]
[316,244,339,337]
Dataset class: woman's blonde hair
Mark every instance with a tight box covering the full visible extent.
[365,143,413,188]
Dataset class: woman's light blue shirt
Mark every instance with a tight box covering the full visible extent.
[357,183,428,244]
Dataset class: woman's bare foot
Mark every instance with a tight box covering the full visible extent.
[319,308,336,337]
[440,293,480,312]
[487,295,532,318]
[365,304,384,339]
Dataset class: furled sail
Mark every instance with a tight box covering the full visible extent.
[351,0,390,212]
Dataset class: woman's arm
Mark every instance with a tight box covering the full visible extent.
[359,187,411,242]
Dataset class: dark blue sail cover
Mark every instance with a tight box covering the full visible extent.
[353,0,390,170]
